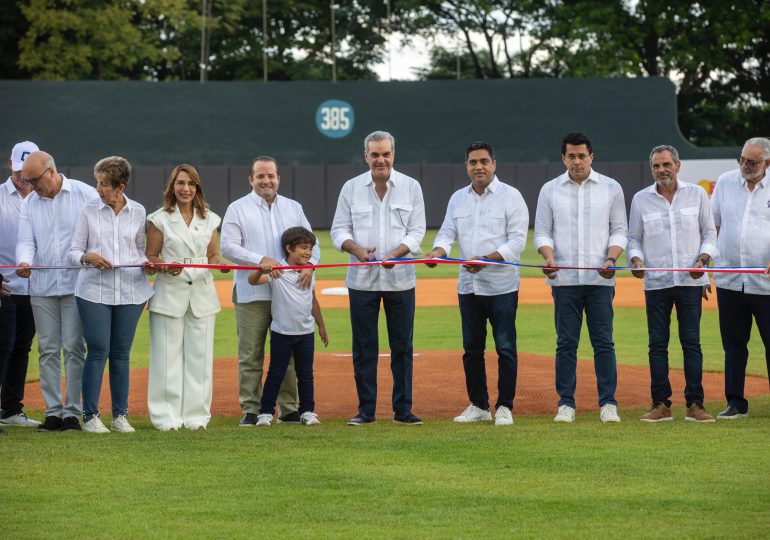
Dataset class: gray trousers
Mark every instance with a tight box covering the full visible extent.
[30,295,86,418]
[235,299,298,416]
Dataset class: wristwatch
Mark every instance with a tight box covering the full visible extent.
[604,257,617,264]
[697,256,710,267]
[80,254,88,266]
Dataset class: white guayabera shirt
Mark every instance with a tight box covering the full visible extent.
[433,177,529,295]
[710,168,770,295]
[0,178,30,295]
[69,197,154,305]
[16,176,98,296]
[331,169,426,292]
[534,169,628,287]
[627,181,718,291]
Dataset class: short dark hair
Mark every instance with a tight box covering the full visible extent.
[250,155,280,176]
[281,226,316,257]
[561,132,593,155]
[465,141,495,161]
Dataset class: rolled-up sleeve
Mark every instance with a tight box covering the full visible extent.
[698,189,718,258]
[497,191,528,262]
[607,184,628,250]
[15,201,35,265]
[533,183,554,250]
[626,194,644,262]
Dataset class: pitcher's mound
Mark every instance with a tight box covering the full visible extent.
[23,351,769,418]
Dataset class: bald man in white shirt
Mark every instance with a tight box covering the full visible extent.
[710,136,770,420]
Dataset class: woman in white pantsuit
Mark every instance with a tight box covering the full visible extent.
[145,164,228,431]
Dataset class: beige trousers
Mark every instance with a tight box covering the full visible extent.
[148,309,215,429]
[235,300,298,416]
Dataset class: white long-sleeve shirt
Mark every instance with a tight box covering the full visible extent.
[221,191,319,303]
[0,178,31,295]
[627,181,717,291]
[330,169,426,292]
[16,176,98,296]
[710,168,770,294]
[433,177,529,295]
[534,169,628,287]
[68,197,154,305]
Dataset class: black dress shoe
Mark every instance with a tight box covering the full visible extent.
[276,411,301,424]
[346,413,376,426]
[61,416,82,431]
[38,416,64,432]
[717,405,748,420]
[394,412,423,425]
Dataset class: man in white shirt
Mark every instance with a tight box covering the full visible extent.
[0,141,41,428]
[425,141,528,426]
[534,132,628,423]
[628,145,718,423]
[331,131,426,426]
[16,151,98,432]
[221,156,318,427]
[710,136,770,420]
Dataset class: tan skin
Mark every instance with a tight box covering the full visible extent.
[145,171,229,275]
[537,143,622,279]
[341,139,410,268]
[630,150,712,298]
[249,159,313,288]
[16,151,64,279]
[425,148,503,272]
[249,242,329,346]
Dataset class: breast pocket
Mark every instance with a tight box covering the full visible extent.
[483,209,505,236]
[351,204,373,246]
[453,206,471,228]
[642,212,663,236]
[679,207,699,231]
[390,203,412,231]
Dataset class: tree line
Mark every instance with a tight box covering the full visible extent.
[2,0,768,147]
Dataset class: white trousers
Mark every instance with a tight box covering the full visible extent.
[148,309,215,429]
[30,295,86,419]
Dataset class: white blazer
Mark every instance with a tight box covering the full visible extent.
[147,205,221,318]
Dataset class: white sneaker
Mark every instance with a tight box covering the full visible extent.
[110,415,135,433]
[600,404,621,423]
[554,405,576,423]
[83,416,110,434]
[0,412,41,427]
[256,414,272,427]
[300,412,321,426]
[453,404,492,423]
[494,406,513,426]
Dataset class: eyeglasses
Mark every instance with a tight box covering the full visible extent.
[738,157,764,169]
[21,168,50,186]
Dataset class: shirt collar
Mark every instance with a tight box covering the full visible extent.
[466,175,500,195]
[559,168,598,185]
[365,169,397,187]
[59,175,73,193]
[250,190,280,209]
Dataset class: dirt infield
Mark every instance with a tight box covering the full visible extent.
[23,351,768,418]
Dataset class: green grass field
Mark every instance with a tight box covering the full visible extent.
[5,229,769,538]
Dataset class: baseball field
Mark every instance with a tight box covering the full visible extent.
[4,230,769,538]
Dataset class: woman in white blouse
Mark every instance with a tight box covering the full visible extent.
[145,164,227,431]
[69,156,155,434]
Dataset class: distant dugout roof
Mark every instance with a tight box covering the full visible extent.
[0,78,734,167]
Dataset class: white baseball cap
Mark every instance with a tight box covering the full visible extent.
[10,141,40,172]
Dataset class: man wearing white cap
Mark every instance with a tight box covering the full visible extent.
[0,141,42,428]
[16,150,98,432]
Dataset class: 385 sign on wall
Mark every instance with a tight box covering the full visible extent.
[315,99,354,139]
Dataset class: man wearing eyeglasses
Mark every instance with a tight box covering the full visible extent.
[15,151,98,432]
[710,136,770,420]
[425,141,528,426]
[0,141,42,429]
[534,132,628,424]
[628,145,718,423]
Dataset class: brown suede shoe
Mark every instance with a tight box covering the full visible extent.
[685,403,716,423]
[640,402,673,422]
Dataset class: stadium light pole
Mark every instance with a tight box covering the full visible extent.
[199,0,206,82]
[386,0,391,81]
[262,0,268,82]
[331,1,337,83]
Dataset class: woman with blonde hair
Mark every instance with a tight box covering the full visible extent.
[145,164,228,431]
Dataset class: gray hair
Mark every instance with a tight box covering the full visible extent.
[364,131,395,154]
[649,145,680,167]
[744,137,770,160]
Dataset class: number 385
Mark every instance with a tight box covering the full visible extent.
[319,106,350,130]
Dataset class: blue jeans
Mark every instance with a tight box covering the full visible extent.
[552,285,617,408]
[260,331,314,415]
[348,288,415,417]
[716,287,770,413]
[645,286,704,407]
[458,291,519,411]
[76,298,144,421]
